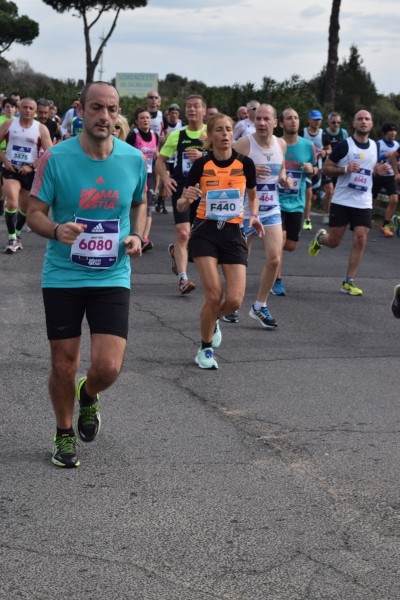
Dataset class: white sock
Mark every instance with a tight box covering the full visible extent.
[254,300,265,311]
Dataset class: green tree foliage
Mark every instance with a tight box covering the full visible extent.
[0,0,39,57]
[260,74,321,122]
[310,45,379,127]
[159,73,207,100]
[335,45,377,117]
[42,0,147,83]
[1,44,398,132]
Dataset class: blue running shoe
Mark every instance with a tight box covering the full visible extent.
[249,304,278,329]
[271,279,286,296]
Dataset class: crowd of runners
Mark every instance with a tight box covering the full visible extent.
[0,83,399,467]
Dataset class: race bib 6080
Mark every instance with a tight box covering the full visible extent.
[70,217,120,269]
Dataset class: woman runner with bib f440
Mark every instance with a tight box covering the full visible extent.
[177,113,264,370]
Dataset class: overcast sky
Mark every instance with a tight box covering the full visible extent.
[6,0,399,96]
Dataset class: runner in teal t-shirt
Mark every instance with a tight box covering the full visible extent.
[271,107,317,297]
[32,135,146,288]
[28,82,147,469]
[278,136,315,213]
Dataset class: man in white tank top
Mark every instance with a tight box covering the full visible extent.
[223,104,292,328]
[308,110,388,296]
[0,97,52,253]
[233,100,259,141]
[146,90,165,144]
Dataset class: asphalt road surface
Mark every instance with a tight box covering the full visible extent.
[1,208,399,600]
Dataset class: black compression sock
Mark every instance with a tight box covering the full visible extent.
[201,341,212,350]
[57,426,75,437]
[79,381,96,406]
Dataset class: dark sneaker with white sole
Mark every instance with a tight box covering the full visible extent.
[76,377,101,442]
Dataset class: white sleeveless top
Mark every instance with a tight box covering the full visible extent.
[333,137,378,209]
[303,127,323,151]
[377,138,399,176]
[5,119,41,168]
[244,134,283,218]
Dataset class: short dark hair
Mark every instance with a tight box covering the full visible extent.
[279,106,297,123]
[133,107,149,124]
[382,122,397,134]
[2,97,17,109]
[37,98,50,108]
[186,94,206,108]
[80,81,119,108]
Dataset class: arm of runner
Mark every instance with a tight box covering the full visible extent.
[177,183,202,213]
[247,187,264,238]
[27,196,86,243]
[278,168,294,189]
[60,108,73,138]
[0,119,16,172]
[323,157,360,176]
[39,123,54,152]
[277,139,293,188]
[155,154,177,197]
[125,193,147,257]
[388,150,400,181]
[302,162,316,176]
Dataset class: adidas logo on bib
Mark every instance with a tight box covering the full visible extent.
[92,222,105,233]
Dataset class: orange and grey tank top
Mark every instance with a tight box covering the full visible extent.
[196,156,248,224]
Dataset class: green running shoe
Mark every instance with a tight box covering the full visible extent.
[392,215,400,238]
[341,280,363,296]
[52,433,80,468]
[76,377,101,442]
[308,228,327,257]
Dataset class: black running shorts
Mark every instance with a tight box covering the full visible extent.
[280,211,303,243]
[2,167,35,191]
[172,186,194,225]
[42,287,130,340]
[329,203,372,231]
[372,174,398,198]
[189,219,248,266]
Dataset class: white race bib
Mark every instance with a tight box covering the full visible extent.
[205,189,242,221]
[10,144,32,167]
[278,170,302,196]
[348,168,372,193]
[257,183,278,211]
[70,217,120,269]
